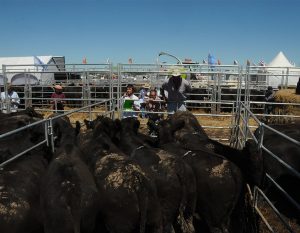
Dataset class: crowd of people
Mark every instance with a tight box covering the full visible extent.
[2,75,300,131]
[0,84,66,114]
[121,70,191,136]
[0,84,20,113]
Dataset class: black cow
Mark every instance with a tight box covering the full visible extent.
[156,117,259,233]
[0,116,49,233]
[253,124,300,184]
[101,117,197,233]
[41,130,99,233]
[166,112,263,188]
[253,124,300,222]
[0,153,47,233]
[46,114,80,148]
[77,120,163,233]
[0,107,44,120]
[0,115,46,159]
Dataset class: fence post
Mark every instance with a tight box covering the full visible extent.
[47,119,55,153]
[117,64,122,119]
[24,73,32,108]
[3,65,11,113]
[82,71,91,107]
[217,72,221,113]
[257,123,264,150]
[108,62,113,112]
[111,97,115,120]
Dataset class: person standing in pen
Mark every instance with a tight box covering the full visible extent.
[50,85,66,113]
[122,84,140,118]
[161,70,191,114]
[0,83,20,113]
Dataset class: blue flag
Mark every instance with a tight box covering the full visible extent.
[208,54,216,65]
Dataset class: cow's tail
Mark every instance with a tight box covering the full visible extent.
[174,162,196,233]
[136,174,149,233]
[231,184,259,233]
[139,193,148,233]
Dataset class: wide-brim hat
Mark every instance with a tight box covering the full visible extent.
[143,83,151,89]
[54,85,63,90]
[170,69,181,77]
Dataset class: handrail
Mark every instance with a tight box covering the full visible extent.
[266,173,300,212]
[0,99,115,168]
[233,100,300,232]
[254,186,294,233]
[0,139,47,168]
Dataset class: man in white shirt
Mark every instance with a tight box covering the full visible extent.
[1,84,20,113]
[122,84,140,118]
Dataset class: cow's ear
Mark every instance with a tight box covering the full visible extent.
[84,118,88,126]
[75,121,81,136]
[171,119,185,133]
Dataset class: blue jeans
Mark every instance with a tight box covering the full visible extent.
[167,102,186,114]
[122,110,138,119]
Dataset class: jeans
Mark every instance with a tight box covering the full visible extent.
[122,110,138,119]
[264,104,273,114]
[167,102,186,114]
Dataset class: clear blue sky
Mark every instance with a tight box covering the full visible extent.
[1,0,300,65]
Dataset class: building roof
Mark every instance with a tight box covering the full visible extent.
[0,56,64,72]
[0,56,65,85]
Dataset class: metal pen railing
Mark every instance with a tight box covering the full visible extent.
[232,101,300,232]
[0,99,115,168]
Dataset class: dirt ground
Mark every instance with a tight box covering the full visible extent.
[258,200,300,233]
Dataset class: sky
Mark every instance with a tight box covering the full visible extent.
[1,0,300,65]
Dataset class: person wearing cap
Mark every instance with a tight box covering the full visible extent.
[138,83,151,118]
[264,86,275,115]
[139,83,151,100]
[144,89,164,136]
[51,85,66,113]
[161,69,191,114]
[1,83,20,113]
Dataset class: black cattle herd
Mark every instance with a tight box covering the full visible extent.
[0,108,299,233]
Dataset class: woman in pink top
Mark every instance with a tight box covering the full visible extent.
[50,85,66,113]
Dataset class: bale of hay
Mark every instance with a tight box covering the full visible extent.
[275,89,300,103]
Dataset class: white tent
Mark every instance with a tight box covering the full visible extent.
[0,56,65,85]
[267,51,300,88]
[268,51,293,67]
